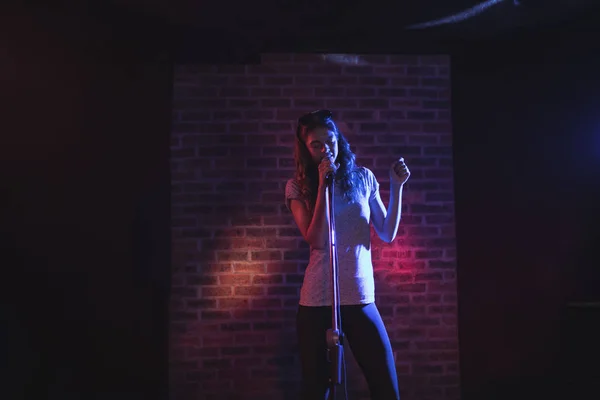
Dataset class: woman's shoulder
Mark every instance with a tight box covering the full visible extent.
[352,166,379,193]
[353,165,375,178]
[285,177,303,196]
[285,177,301,188]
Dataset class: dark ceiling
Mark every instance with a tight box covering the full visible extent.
[101,0,600,36]
[14,0,600,61]
[101,0,596,30]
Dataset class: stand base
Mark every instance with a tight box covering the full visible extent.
[327,343,344,400]
[326,329,344,386]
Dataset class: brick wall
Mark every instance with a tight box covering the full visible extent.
[169,53,459,400]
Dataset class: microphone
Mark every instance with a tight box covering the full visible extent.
[322,151,336,184]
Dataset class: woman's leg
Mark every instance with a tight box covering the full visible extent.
[342,303,400,400]
[296,305,331,400]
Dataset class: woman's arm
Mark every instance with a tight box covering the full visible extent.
[289,158,337,249]
[370,158,410,243]
[370,184,404,243]
[289,185,330,249]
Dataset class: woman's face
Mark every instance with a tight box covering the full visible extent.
[303,127,339,164]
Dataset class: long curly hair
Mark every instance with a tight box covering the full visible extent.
[293,111,365,212]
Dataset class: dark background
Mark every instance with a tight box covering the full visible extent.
[452,24,600,398]
[2,1,599,399]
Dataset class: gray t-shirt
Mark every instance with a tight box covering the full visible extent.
[285,167,380,307]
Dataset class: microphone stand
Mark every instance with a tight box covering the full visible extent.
[324,173,343,400]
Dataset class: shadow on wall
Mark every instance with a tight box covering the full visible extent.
[170,171,303,399]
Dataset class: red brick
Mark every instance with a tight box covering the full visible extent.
[232,262,266,273]
[202,286,232,297]
[217,298,250,309]
[344,65,374,74]
[326,99,359,109]
[407,66,436,76]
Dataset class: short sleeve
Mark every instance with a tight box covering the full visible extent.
[285,179,303,211]
[364,167,380,201]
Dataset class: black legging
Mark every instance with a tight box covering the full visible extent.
[296,303,400,400]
